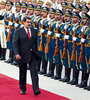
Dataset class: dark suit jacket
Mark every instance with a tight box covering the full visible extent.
[12,27,41,63]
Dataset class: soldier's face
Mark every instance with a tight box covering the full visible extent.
[28,9,34,15]
[75,9,80,13]
[65,16,71,22]
[46,5,51,9]
[88,4,90,9]
[35,10,41,16]
[50,13,55,19]
[62,7,67,12]
[1,4,5,9]
[28,2,32,4]
[82,18,88,25]
[58,0,62,4]
[6,5,11,11]
[42,11,48,18]
[51,0,55,3]
[68,8,73,12]
[16,6,21,12]
[73,17,79,23]
[82,10,88,13]
[24,19,31,29]
[57,14,62,20]
[22,7,27,13]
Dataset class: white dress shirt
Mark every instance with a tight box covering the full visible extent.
[24,26,31,37]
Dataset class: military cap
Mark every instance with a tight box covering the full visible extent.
[61,2,67,7]
[76,0,80,3]
[82,12,90,19]
[64,10,72,16]
[56,9,63,15]
[33,0,37,3]
[28,0,32,2]
[67,3,75,9]
[42,7,49,13]
[15,2,22,7]
[22,2,27,8]
[28,4,34,9]
[35,5,41,10]
[6,1,13,6]
[50,8,56,14]
[88,1,90,4]
[82,5,89,12]
[38,0,43,4]
[73,11,81,19]
[75,4,82,11]
[1,0,6,5]
[45,1,52,6]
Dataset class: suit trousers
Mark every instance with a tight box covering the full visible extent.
[19,53,39,92]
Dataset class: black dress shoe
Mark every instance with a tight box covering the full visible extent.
[51,75,61,80]
[47,73,54,77]
[11,61,18,66]
[34,90,41,96]
[20,90,25,95]
[61,77,70,82]
[0,57,5,60]
[79,82,87,88]
[5,59,13,63]
[71,80,78,85]
[38,70,46,75]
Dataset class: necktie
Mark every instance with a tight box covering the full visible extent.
[27,29,31,39]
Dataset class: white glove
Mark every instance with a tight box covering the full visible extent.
[48,31,52,35]
[34,18,37,22]
[64,35,69,39]
[21,15,24,20]
[9,21,13,25]
[40,20,43,24]
[15,14,18,18]
[41,29,45,33]
[48,21,51,25]
[56,23,59,28]
[81,27,84,32]
[64,24,68,29]
[9,13,12,17]
[7,29,9,32]
[56,33,60,37]
[21,24,24,27]
[81,38,85,42]
[73,26,76,31]
[15,23,18,27]
[73,37,77,41]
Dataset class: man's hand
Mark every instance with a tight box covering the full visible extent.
[16,54,21,60]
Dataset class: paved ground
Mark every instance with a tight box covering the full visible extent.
[0,59,90,100]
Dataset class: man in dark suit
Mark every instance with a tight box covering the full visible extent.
[12,16,41,95]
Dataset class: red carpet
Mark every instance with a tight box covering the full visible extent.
[0,74,70,100]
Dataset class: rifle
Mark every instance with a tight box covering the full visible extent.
[7,14,12,41]
[39,20,44,51]
[78,28,85,62]
[45,21,52,53]
[71,27,76,60]
[54,23,59,56]
[89,57,90,64]
[63,24,68,58]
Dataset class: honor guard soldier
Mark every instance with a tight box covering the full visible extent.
[0,0,7,60]
[77,13,90,88]
[57,0,62,10]
[82,5,89,13]
[14,2,22,30]
[67,12,81,85]
[33,5,42,72]
[75,4,82,16]
[4,1,15,64]
[60,10,72,82]
[33,0,38,6]
[51,0,56,9]
[37,0,43,6]
[44,8,56,77]
[45,1,52,9]
[52,9,64,80]
[61,2,67,13]
[84,28,90,91]
[27,4,34,28]
[38,7,49,75]
[87,1,90,15]
[19,2,27,27]
[28,0,33,4]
